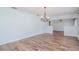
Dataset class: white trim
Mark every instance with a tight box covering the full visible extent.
[0,29,52,45]
[0,32,44,45]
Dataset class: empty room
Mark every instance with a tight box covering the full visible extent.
[0,7,79,51]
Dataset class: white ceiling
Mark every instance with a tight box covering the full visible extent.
[16,7,79,17]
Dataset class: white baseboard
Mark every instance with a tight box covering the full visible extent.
[0,32,44,45]
[0,30,52,45]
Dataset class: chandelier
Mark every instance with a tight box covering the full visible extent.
[41,7,50,22]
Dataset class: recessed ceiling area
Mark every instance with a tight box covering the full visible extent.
[15,7,79,17]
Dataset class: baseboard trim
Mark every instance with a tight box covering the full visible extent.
[64,36,78,40]
[0,32,45,45]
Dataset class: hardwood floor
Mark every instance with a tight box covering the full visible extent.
[0,31,79,51]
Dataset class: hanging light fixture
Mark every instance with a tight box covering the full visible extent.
[41,7,50,22]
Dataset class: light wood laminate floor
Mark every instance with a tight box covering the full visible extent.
[0,31,79,51]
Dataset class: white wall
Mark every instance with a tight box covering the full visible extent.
[77,27,79,39]
[64,18,78,37]
[51,14,77,32]
[51,14,78,37]
[64,19,74,26]
[77,18,79,39]
[0,7,52,45]
[52,20,64,31]
[64,26,77,37]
